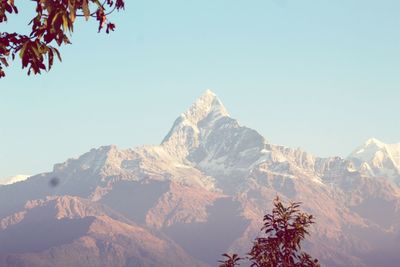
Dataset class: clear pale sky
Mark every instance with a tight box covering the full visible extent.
[1,0,400,178]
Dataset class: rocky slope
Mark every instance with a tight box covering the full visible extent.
[0,196,208,267]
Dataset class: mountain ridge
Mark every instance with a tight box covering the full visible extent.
[0,90,399,267]
[0,175,31,186]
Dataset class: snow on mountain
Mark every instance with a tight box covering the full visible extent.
[0,174,30,185]
[0,90,399,267]
[348,138,400,184]
[162,89,230,161]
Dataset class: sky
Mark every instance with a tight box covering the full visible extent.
[1,0,400,178]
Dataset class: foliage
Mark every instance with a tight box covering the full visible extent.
[219,196,321,267]
[0,0,125,78]
[218,253,243,267]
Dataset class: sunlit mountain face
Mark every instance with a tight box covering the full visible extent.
[1,90,399,267]
[0,175,30,186]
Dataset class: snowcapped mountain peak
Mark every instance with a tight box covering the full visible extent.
[182,89,229,125]
[364,137,386,148]
[349,138,386,161]
[161,90,232,159]
[0,175,30,185]
[203,89,216,96]
[350,138,399,162]
[348,138,400,184]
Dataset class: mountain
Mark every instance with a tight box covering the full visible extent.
[0,175,30,186]
[0,90,399,267]
[0,196,207,267]
[348,138,400,184]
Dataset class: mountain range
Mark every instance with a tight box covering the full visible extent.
[1,90,399,267]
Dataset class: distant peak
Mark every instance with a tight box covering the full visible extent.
[0,174,30,185]
[348,138,389,160]
[181,90,229,124]
[203,89,216,97]
[197,89,220,104]
[161,90,231,151]
[364,138,385,147]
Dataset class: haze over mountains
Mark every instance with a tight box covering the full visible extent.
[1,90,399,267]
